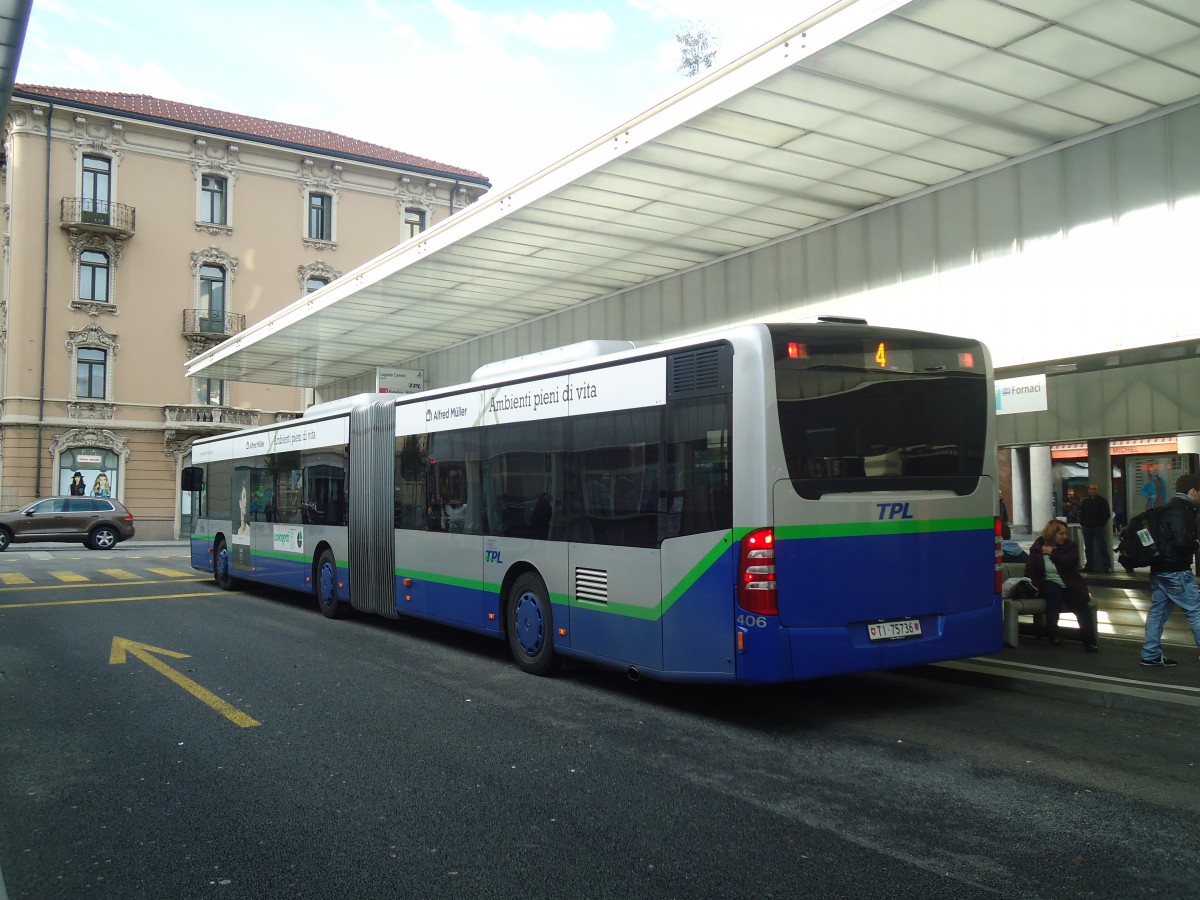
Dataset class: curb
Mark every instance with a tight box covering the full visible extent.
[921,655,1200,722]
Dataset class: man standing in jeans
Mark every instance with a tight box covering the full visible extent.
[1079,483,1112,573]
[1140,473,1200,667]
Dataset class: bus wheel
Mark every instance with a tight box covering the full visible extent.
[506,572,559,676]
[315,549,343,619]
[214,539,235,591]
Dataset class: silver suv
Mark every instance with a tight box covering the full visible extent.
[0,496,136,551]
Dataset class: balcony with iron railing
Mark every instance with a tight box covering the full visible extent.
[163,404,260,439]
[60,198,136,237]
[182,308,246,340]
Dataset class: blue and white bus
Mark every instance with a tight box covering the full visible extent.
[185,320,1003,683]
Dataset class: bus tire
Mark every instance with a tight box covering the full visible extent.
[315,549,342,619]
[506,572,559,676]
[214,538,236,591]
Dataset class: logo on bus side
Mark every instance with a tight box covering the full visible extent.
[875,502,915,520]
[485,539,503,565]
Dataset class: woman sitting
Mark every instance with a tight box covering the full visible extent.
[1025,519,1099,652]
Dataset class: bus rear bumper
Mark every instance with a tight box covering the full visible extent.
[736,599,1003,683]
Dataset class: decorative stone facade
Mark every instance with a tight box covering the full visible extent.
[1,85,489,537]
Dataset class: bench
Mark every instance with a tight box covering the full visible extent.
[1001,561,1098,648]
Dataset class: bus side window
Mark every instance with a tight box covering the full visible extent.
[668,395,731,537]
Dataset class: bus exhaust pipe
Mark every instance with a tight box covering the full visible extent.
[626,666,641,682]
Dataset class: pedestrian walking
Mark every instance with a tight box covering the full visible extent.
[1139,473,1200,667]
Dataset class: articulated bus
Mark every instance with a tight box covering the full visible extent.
[185,320,1003,683]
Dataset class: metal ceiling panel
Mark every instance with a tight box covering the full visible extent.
[189,0,1200,388]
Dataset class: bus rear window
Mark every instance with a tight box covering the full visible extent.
[771,329,988,498]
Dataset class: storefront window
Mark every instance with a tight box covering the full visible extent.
[58,448,120,498]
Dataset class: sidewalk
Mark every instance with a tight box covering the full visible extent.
[927,566,1200,721]
[3,539,190,552]
[928,635,1200,722]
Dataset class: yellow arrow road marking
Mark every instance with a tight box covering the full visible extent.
[109,636,261,729]
[51,571,90,582]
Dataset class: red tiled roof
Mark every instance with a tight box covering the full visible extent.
[15,84,488,183]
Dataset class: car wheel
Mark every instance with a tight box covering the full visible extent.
[0,528,10,552]
[214,538,235,591]
[88,525,118,551]
[506,572,560,676]
[315,549,342,619]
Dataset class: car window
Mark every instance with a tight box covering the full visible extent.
[67,498,111,512]
[30,499,67,514]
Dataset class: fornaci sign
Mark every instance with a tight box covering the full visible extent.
[995,374,1047,416]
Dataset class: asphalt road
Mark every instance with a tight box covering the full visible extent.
[1,547,1197,899]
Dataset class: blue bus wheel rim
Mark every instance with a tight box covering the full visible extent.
[217,548,230,581]
[319,563,336,605]
[513,592,545,656]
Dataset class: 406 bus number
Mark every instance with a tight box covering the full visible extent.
[737,614,769,628]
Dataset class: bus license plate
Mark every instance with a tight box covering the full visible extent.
[868,619,922,641]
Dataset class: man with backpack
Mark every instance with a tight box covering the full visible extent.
[1140,473,1200,667]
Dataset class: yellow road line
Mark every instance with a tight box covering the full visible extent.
[0,577,208,593]
[0,591,216,610]
[51,571,90,583]
[0,573,33,585]
[99,568,141,580]
[146,567,194,578]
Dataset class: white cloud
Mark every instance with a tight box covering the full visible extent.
[517,10,615,51]
[15,0,823,193]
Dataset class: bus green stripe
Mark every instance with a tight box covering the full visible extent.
[396,567,482,593]
[203,515,989,623]
[774,516,994,540]
[662,532,733,614]
[253,548,311,563]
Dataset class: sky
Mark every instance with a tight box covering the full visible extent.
[15,0,821,190]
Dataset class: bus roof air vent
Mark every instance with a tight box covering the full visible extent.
[809,315,869,325]
[668,344,731,399]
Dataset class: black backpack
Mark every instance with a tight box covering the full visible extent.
[1117,506,1165,572]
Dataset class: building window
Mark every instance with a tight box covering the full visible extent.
[308,192,332,241]
[76,348,107,400]
[195,377,225,406]
[199,264,226,331]
[79,250,110,302]
[297,261,340,292]
[82,155,112,221]
[201,175,228,225]
[404,208,426,240]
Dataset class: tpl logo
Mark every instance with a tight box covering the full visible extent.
[485,548,503,564]
[876,502,915,520]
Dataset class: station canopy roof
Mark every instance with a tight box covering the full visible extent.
[189,0,1200,388]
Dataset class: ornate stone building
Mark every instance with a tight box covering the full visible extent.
[1,85,489,538]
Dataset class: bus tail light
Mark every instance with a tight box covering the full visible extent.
[739,527,777,615]
[994,517,1004,594]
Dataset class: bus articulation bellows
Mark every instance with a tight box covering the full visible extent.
[185,321,1002,683]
